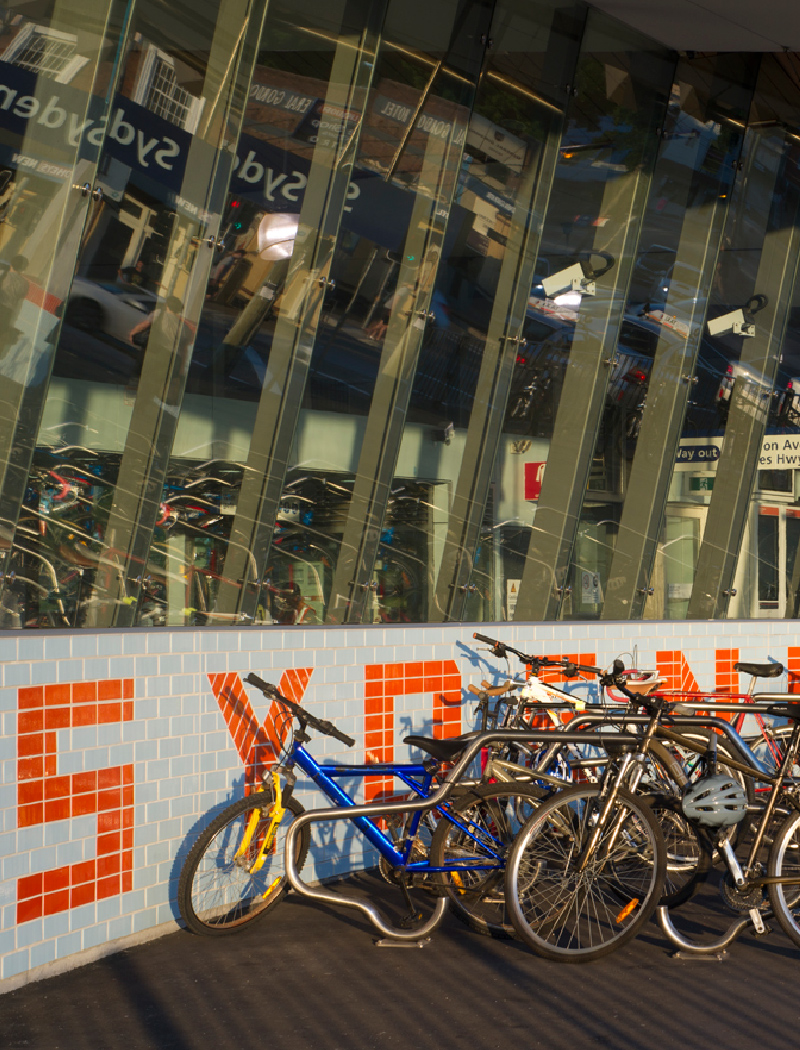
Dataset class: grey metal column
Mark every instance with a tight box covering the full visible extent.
[430,112,565,621]
[511,157,666,622]
[211,3,385,624]
[688,129,800,620]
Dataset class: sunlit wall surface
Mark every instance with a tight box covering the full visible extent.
[1,0,800,628]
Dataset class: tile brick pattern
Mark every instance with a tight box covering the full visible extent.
[3,623,800,984]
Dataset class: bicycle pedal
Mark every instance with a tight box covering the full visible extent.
[748,908,771,936]
[399,911,425,929]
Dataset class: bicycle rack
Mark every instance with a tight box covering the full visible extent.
[656,904,771,959]
[282,727,642,944]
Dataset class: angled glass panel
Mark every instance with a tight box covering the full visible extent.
[0,0,131,627]
[202,0,387,627]
[289,0,493,625]
[6,0,268,628]
[566,53,758,622]
[652,53,800,622]
[506,9,674,623]
[394,0,587,625]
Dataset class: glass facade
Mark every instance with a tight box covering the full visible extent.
[1,0,800,628]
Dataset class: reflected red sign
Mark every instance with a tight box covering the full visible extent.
[524,461,546,501]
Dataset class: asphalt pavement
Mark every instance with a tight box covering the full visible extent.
[2,873,799,1050]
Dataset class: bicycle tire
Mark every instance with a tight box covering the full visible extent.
[178,789,310,936]
[767,807,800,948]
[647,795,711,908]
[505,784,666,962]
[430,782,547,938]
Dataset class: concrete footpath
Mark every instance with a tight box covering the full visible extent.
[1,873,799,1050]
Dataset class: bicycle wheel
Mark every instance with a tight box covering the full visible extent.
[767,807,800,948]
[647,796,711,908]
[505,785,666,961]
[430,783,547,938]
[178,789,310,935]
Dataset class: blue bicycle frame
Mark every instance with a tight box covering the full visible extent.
[286,740,506,874]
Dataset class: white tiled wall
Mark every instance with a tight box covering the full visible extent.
[0,619,797,987]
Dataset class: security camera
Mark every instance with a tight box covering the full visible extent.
[539,251,615,299]
[706,294,768,338]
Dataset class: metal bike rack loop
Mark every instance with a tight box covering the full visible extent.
[282,727,640,941]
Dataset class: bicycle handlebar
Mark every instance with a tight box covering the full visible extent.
[473,635,646,705]
[244,673,356,748]
[472,632,572,670]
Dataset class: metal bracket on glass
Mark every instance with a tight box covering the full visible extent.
[458,584,477,594]
[80,183,103,202]
[203,236,225,250]
[723,589,737,597]
[503,334,526,347]
[134,574,151,586]
[603,356,619,367]
[682,375,699,384]
[554,585,572,597]
[416,309,436,322]
[318,277,336,290]
[356,581,378,592]
[637,587,654,596]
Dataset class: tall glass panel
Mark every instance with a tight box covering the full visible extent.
[662,53,800,621]
[0,0,130,626]
[319,0,492,623]
[567,53,757,621]
[507,10,674,622]
[3,0,267,627]
[397,0,587,625]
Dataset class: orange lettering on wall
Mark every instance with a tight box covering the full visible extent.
[364,660,461,804]
[208,668,312,790]
[16,680,134,924]
[787,648,800,694]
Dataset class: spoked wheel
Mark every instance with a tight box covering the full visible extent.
[767,808,800,947]
[505,785,666,961]
[178,790,309,935]
[430,783,547,938]
[647,796,711,907]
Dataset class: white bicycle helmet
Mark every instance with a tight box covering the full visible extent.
[681,775,747,827]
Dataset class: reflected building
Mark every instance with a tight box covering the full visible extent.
[0,0,798,630]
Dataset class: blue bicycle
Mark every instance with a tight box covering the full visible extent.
[178,673,547,941]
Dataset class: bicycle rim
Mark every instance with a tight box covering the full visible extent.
[431,783,546,937]
[505,785,666,961]
[767,808,800,948]
[179,792,307,935]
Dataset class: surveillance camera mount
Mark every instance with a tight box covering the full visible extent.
[706,294,769,339]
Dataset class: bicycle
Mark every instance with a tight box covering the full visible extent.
[178,672,549,942]
[653,694,800,956]
[501,681,673,961]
